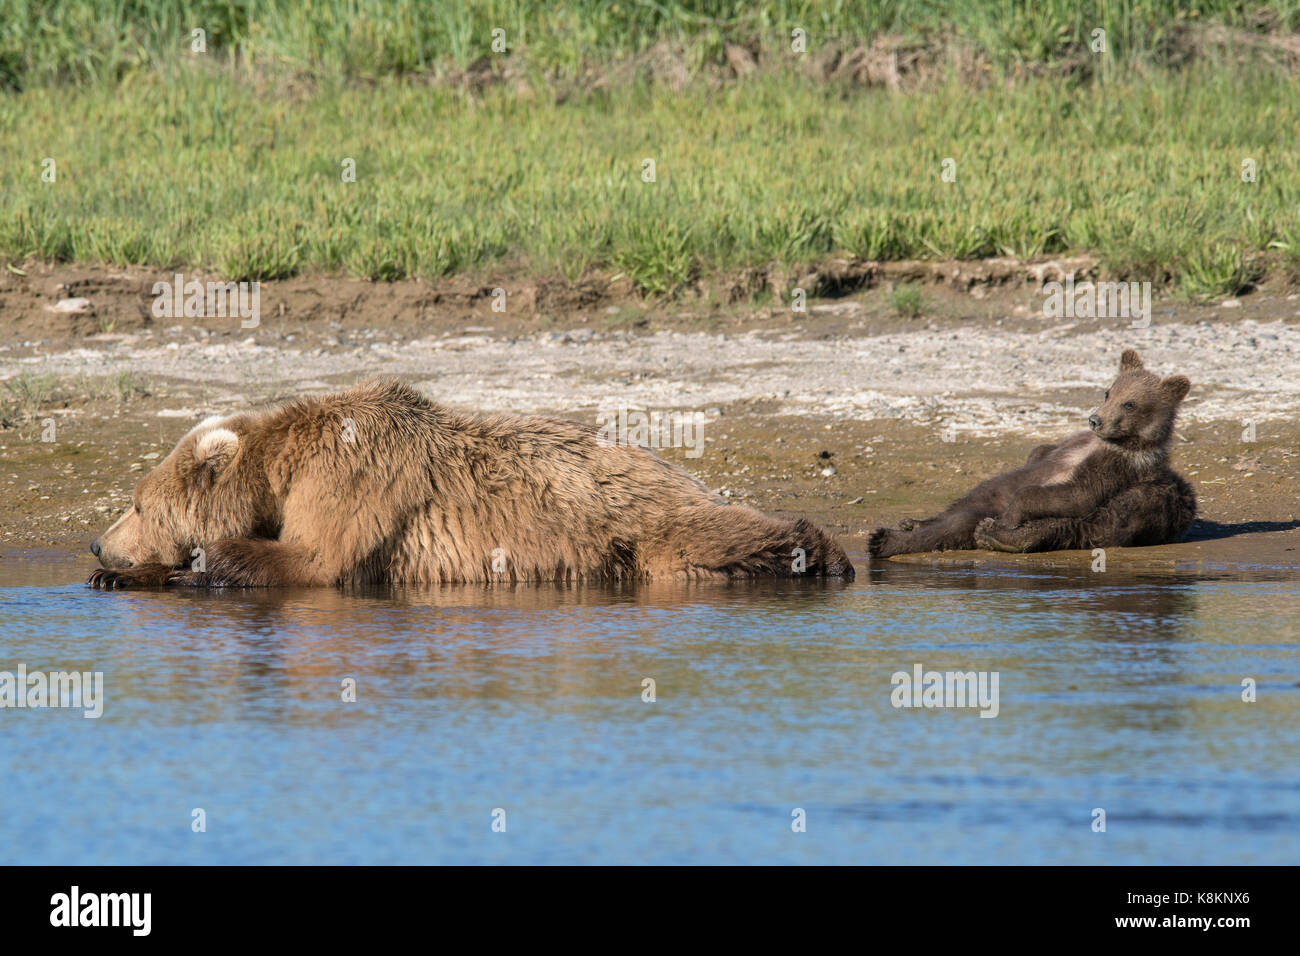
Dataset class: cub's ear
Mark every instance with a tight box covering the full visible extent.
[1160,374,1191,403]
[193,427,240,473]
[1120,349,1144,372]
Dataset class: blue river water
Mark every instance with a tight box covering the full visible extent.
[2,552,1297,864]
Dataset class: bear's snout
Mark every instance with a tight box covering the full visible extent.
[1088,413,1102,431]
[90,518,142,569]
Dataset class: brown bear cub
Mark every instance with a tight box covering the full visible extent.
[867,349,1196,557]
[88,379,853,588]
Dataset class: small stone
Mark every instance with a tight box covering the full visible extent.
[48,297,91,313]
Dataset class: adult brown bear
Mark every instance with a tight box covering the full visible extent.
[88,379,854,587]
[867,349,1196,557]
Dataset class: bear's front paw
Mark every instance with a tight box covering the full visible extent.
[87,568,125,589]
[896,518,919,531]
[866,527,890,557]
[87,566,170,589]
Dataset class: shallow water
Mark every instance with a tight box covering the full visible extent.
[1,552,1298,865]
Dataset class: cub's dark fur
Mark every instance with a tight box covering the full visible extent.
[867,349,1196,557]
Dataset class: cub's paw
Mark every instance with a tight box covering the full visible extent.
[974,517,1022,553]
[866,527,891,557]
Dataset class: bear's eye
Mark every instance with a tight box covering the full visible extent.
[1122,401,1135,411]
[1104,390,1110,400]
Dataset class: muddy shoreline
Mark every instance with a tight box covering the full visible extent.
[3,264,1298,575]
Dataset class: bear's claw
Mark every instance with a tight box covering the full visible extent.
[87,568,144,589]
[87,568,124,589]
[86,564,174,589]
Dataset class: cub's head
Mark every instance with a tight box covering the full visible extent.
[1088,349,1190,453]
[90,417,256,569]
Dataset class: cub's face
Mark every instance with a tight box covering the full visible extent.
[91,421,246,570]
[1089,349,1190,451]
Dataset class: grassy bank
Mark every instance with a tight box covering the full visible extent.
[3,63,1297,297]
[5,1,1300,90]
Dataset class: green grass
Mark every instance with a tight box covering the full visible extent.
[95,371,151,403]
[2,63,1297,297]
[4,1,1300,91]
[2,372,55,425]
[891,284,924,318]
[3,2,1300,299]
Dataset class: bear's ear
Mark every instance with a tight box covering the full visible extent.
[193,427,240,473]
[1160,374,1191,404]
[1120,349,1144,372]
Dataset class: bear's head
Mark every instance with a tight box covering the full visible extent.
[1088,349,1190,454]
[90,417,261,569]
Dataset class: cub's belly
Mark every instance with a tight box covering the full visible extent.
[1037,441,1096,485]
[970,437,1097,509]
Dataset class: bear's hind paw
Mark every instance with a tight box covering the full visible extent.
[866,527,891,557]
[974,517,1021,553]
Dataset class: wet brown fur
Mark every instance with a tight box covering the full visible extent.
[88,379,854,588]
